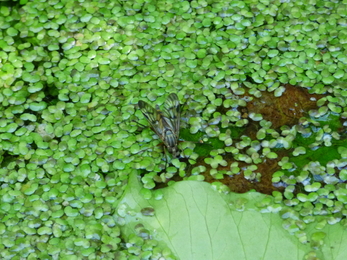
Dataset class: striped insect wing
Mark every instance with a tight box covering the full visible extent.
[138,100,163,136]
[138,100,154,122]
[162,93,180,136]
[161,93,181,157]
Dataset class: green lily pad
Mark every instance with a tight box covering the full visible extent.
[117,173,341,260]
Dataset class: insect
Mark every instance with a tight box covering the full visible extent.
[138,93,181,158]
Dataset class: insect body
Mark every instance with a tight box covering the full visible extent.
[138,93,181,158]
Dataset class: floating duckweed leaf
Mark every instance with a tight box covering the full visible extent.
[20,113,37,122]
[80,93,91,103]
[249,112,263,121]
[190,125,201,134]
[292,146,306,156]
[339,169,347,181]
[170,158,181,168]
[28,82,44,93]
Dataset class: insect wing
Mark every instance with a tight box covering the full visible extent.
[162,93,180,136]
[138,100,164,137]
[162,93,180,157]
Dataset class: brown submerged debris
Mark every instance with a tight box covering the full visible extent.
[242,84,326,130]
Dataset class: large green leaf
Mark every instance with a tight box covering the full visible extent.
[118,174,321,260]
